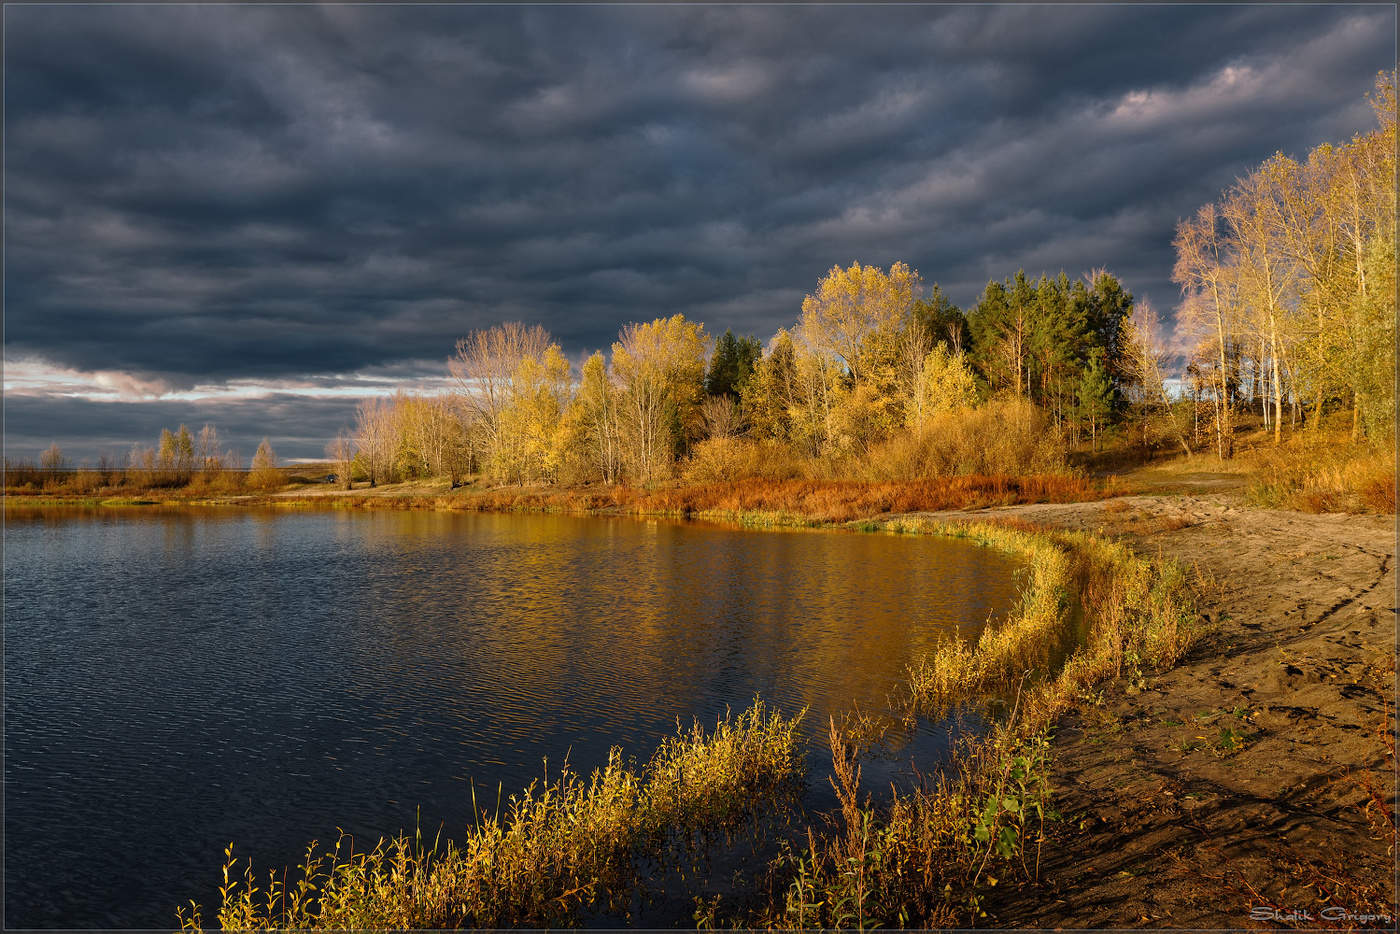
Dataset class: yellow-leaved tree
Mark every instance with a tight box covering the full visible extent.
[611,314,707,483]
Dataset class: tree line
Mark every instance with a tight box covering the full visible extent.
[1172,69,1396,457]
[7,428,283,492]
[328,252,1153,490]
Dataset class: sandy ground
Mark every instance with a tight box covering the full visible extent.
[909,490,1396,928]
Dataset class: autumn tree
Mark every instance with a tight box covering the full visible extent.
[1173,203,1241,458]
[557,352,622,484]
[740,330,801,445]
[911,345,980,429]
[250,438,281,490]
[1219,160,1297,445]
[611,314,707,483]
[495,344,571,483]
[798,261,922,384]
[449,322,553,472]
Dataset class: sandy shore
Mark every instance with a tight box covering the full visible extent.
[909,492,1395,927]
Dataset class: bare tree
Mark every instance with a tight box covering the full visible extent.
[1123,302,1192,456]
[355,398,396,487]
[1173,204,1239,458]
[40,442,67,479]
[700,395,744,441]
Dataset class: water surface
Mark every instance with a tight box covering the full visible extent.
[3,506,1021,927]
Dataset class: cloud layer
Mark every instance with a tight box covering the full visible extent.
[4,4,1393,459]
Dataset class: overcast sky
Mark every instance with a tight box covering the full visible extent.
[4,3,1394,461]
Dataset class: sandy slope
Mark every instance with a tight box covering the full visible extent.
[909,493,1396,928]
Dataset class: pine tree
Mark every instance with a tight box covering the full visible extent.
[704,329,762,398]
[1076,352,1113,452]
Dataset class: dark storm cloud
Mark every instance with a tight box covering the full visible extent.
[4,3,1394,456]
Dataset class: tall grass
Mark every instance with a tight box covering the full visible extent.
[746,516,1201,929]
[1244,439,1395,514]
[852,396,1069,481]
[177,700,803,929]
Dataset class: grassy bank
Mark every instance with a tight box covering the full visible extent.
[740,516,1201,928]
[263,472,1117,526]
[172,503,1200,929]
[6,472,1120,521]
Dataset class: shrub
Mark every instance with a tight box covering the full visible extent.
[855,397,1068,482]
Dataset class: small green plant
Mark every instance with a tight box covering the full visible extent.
[1214,725,1248,755]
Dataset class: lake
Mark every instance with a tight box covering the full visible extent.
[3,506,1021,928]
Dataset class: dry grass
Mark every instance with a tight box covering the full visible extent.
[3,469,262,500]
[851,397,1070,481]
[177,700,804,930]
[1243,437,1395,514]
[313,473,1112,526]
[743,516,1202,929]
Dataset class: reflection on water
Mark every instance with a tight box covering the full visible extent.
[3,506,1021,928]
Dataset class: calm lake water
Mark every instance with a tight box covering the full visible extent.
[3,506,1021,928]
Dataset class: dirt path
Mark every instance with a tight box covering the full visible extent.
[911,494,1396,928]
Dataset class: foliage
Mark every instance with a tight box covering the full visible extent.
[612,314,709,483]
[1075,352,1113,451]
[910,345,980,428]
[966,269,1133,427]
[1173,69,1396,450]
[705,329,763,398]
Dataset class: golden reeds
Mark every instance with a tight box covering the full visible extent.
[178,700,803,930]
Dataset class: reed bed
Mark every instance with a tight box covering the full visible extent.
[895,519,1198,719]
[177,700,803,930]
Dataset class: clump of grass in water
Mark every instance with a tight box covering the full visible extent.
[177,699,803,930]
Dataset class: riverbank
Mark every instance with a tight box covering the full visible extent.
[3,471,1121,525]
[921,494,1395,927]
[12,474,1393,927]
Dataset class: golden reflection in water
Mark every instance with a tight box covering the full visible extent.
[5,505,1022,747]
[2,504,1023,929]
[320,509,1022,745]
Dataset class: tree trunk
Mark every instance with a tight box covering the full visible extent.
[1269,323,1283,446]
